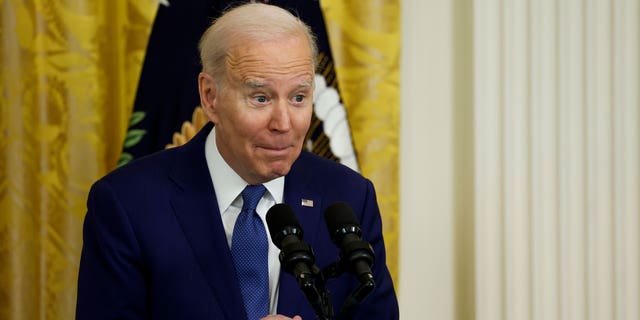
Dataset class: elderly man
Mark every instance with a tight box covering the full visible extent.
[76,3,398,320]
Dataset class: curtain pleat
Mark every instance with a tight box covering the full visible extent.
[0,1,157,318]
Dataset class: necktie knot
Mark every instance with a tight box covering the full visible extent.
[241,184,266,213]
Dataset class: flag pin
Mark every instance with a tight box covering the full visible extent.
[301,199,314,207]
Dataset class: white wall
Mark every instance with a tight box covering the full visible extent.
[399,0,639,319]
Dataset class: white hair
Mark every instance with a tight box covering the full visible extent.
[198,2,318,84]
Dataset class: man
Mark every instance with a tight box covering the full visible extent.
[76,3,398,320]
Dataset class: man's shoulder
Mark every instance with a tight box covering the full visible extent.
[101,122,212,188]
[296,150,356,170]
[294,151,366,183]
[98,147,182,189]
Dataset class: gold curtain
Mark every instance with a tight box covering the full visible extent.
[0,0,156,318]
[320,0,400,283]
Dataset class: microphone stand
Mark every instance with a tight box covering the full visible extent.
[292,254,375,320]
[321,261,376,320]
[297,265,333,320]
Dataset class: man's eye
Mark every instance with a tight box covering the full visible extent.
[294,95,304,103]
[255,96,267,103]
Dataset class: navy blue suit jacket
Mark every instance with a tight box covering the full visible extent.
[76,123,399,319]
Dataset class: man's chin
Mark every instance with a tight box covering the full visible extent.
[269,167,292,179]
[264,163,293,180]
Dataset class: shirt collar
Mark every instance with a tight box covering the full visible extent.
[205,128,284,213]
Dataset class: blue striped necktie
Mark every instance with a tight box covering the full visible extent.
[231,184,269,320]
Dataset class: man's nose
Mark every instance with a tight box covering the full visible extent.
[269,100,291,132]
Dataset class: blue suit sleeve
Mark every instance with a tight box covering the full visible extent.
[350,179,400,319]
[76,179,147,320]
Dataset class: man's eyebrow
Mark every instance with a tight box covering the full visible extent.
[299,79,313,88]
[244,78,314,89]
[245,79,265,88]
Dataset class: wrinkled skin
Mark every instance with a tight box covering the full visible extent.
[199,33,314,185]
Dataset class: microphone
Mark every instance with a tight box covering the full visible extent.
[266,203,316,284]
[267,203,333,320]
[323,202,375,284]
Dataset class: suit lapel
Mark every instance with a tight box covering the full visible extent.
[277,152,327,316]
[168,123,246,319]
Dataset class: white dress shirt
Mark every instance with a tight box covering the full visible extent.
[204,129,283,315]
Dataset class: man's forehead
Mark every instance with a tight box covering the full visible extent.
[226,54,313,73]
[226,36,312,69]
[244,77,314,88]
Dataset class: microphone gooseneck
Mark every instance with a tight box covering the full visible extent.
[323,201,376,319]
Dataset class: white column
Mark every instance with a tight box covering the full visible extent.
[613,1,640,319]
[474,0,504,319]
[502,1,531,319]
[584,1,615,319]
[474,0,640,320]
[558,0,587,319]
[402,1,639,319]
[399,0,454,319]
[530,0,558,319]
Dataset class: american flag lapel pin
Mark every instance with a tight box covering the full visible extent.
[301,198,314,207]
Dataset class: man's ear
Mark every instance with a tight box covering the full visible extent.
[198,72,219,123]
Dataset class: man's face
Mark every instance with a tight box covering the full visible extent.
[199,34,314,185]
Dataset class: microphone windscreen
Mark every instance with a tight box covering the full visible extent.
[324,201,360,233]
[266,203,301,243]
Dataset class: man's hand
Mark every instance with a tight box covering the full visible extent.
[260,315,302,320]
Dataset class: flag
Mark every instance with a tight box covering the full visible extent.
[319,0,400,282]
[118,0,223,165]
